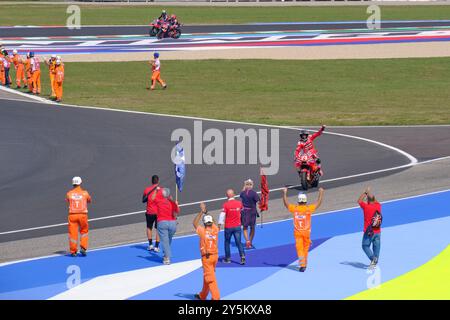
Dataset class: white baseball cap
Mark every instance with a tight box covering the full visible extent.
[13,49,17,54]
[51,54,56,59]
[72,176,82,186]
[298,193,307,203]
[203,215,213,224]
[56,59,61,65]
[56,55,61,60]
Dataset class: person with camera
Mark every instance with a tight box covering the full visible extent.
[357,186,382,269]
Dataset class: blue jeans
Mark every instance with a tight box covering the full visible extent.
[362,233,381,261]
[224,226,245,259]
[4,67,10,86]
[157,220,177,260]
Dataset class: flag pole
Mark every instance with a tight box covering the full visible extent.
[175,183,178,203]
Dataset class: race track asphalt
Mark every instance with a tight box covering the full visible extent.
[2,20,450,38]
[0,98,412,242]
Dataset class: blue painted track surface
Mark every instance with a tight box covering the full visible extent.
[1,190,449,300]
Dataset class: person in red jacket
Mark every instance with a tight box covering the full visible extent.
[294,125,326,176]
[357,186,382,269]
[142,175,162,252]
[155,188,179,265]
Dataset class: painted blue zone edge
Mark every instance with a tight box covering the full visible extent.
[1,190,449,299]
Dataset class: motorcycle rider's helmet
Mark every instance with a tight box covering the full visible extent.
[299,130,309,142]
[171,14,176,20]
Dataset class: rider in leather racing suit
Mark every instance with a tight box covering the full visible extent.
[159,10,169,22]
[294,125,326,177]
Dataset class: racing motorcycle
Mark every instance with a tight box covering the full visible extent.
[149,18,162,37]
[168,24,181,39]
[295,153,322,191]
[157,22,181,39]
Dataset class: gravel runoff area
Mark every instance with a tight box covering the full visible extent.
[60,42,450,62]
[1,157,449,264]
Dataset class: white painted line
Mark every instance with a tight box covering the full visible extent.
[2,187,449,268]
[2,155,449,237]
[284,125,450,128]
[0,85,56,105]
[320,130,418,165]
[49,259,202,300]
[0,92,442,236]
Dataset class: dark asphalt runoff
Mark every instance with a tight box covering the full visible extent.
[0,98,412,242]
[2,21,450,38]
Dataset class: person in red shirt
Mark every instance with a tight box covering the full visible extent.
[155,188,179,265]
[193,202,220,300]
[357,186,382,269]
[218,189,245,265]
[142,175,162,252]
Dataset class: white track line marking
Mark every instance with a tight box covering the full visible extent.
[2,156,449,237]
[49,259,202,300]
[0,85,440,236]
[0,85,56,104]
[1,187,449,268]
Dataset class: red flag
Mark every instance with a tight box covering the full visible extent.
[259,168,269,211]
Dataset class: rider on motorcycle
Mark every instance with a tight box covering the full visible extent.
[159,10,169,22]
[294,125,326,176]
[169,14,179,26]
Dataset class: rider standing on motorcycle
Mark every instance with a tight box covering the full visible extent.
[294,125,326,176]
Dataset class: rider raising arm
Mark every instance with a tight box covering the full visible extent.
[294,125,326,159]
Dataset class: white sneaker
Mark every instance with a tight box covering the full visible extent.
[153,247,160,253]
[163,257,171,265]
[147,245,154,251]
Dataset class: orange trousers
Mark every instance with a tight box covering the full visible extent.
[151,71,165,89]
[68,213,89,254]
[54,81,63,101]
[26,71,33,91]
[31,70,41,94]
[199,254,220,300]
[295,231,312,267]
[15,64,26,87]
[49,73,55,97]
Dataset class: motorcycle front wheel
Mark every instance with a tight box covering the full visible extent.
[300,171,308,191]
[172,30,181,39]
[149,27,158,37]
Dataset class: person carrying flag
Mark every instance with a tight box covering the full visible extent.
[193,202,220,301]
[173,141,185,200]
[282,187,324,272]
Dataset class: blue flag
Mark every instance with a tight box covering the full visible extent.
[174,143,186,192]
